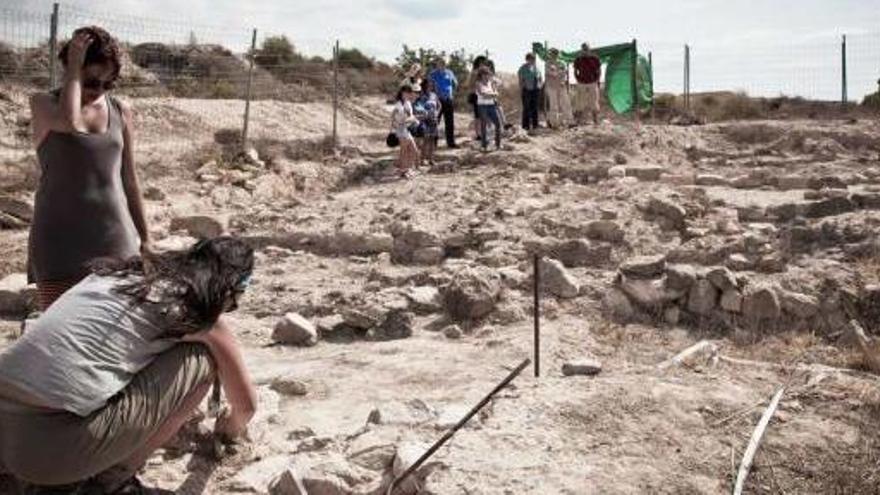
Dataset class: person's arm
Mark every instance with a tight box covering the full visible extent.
[118,99,151,253]
[59,32,92,133]
[574,59,583,83]
[30,93,54,148]
[184,318,257,439]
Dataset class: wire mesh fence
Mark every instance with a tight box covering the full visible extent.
[1,2,879,166]
[643,31,880,119]
[0,2,346,165]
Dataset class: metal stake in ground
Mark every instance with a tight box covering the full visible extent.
[533,254,541,378]
[386,358,531,495]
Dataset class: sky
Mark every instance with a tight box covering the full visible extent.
[3,0,880,100]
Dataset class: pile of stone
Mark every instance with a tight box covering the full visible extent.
[606,254,835,332]
[0,195,33,230]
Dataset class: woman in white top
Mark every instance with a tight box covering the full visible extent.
[475,67,502,151]
[390,85,421,178]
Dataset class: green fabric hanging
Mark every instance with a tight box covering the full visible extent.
[531,42,653,115]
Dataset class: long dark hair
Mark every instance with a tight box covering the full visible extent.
[93,236,254,335]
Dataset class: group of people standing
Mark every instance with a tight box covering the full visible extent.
[519,43,602,130]
[1,26,257,494]
[390,43,603,178]
[390,54,506,178]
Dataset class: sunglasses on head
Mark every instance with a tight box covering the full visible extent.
[82,78,115,91]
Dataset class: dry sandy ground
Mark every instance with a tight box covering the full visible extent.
[2,83,880,494]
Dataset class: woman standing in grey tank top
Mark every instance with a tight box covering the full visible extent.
[28,26,151,310]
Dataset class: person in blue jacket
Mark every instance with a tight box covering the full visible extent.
[429,57,459,149]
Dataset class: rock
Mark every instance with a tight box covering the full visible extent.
[584,220,625,243]
[664,306,681,325]
[608,166,626,179]
[562,359,603,376]
[808,176,848,190]
[666,264,698,291]
[348,443,397,472]
[316,314,346,335]
[392,224,442,263]
[602,287,635,320]
[371,309,414,341]
[742,284,781,320]
[626,166,664,182]
[620,255,667,279]
[230,455,293,493]
[613,153,628,165]
[726,253,755,271]
[539,258,580,299]
[0,273,32,315]
[143,187,166,201]
[342,307,382,330]
[732,174,763,189]
[330,232,393,256]
[392,443,441,494]
[720,290,743,313]
[696,174,730,187]
[551,239,612,267]
[442,268,501,321]
[170,214,228,239]
[756,253,786,273]
[270,376,309,396]
[412,246,445,265]
[367,400,436,426]
[805,197,854,219]
[687,279,718,315]
[0,196,33,222]
[853,193,880,210]
[268,466,354,495]
[272,313,318,347]
[779,290,819,318]
[646,197,687,230]
[443,324,463,339]
[406,286,443,314]
[777,176,809,191]
[707,267,738,291]
[0,212,27,229]
[620,275,681,308]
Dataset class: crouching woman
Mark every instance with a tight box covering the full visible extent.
[0,236,257,493]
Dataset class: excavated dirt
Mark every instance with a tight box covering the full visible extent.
[2,81,880,494]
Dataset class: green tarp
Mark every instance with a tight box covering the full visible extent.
[531,42,653,115]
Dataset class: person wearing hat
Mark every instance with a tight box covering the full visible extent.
[573,42,602,124]
[544,48,574,129]
[401,63,423,93]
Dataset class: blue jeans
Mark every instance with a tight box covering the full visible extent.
[478,104,501,149]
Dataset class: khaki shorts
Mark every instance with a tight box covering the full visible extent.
[0,343,215,485]
[573,83,601,114]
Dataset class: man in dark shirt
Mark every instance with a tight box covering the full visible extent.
[574,43,602,125]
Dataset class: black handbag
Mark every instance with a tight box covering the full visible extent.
[386,132,400,148]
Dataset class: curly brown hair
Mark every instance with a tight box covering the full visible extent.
[57,26,121,81]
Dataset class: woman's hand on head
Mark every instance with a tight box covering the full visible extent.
[67,32,93,71]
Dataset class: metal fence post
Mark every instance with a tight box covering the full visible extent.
[48,3,59,89]
[241,28,257,150]
[648,51,654,121]
[333,39,339,148]
[841,34,848,106]
[631,39,639,124]
[684,44,691,111]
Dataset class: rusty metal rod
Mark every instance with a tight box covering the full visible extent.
[387,358,531,495]
[533,254,541,377]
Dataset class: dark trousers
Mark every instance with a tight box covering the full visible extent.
[439,97,456,147]
[521,89,540,130]
[478,104,502,149]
